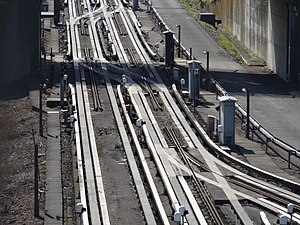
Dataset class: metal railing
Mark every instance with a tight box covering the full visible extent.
[145,0,300,168]
[208,75,300,167]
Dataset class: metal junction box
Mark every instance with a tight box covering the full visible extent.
[187,60,201,100]
[218,96,237,147]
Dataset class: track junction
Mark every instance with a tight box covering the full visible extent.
[55,0,300,224]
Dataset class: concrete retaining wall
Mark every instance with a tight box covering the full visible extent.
[205,0,295,82]
[0,0,39,86]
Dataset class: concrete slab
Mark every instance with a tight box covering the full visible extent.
[51,28,60,53]
[45,111,62,225]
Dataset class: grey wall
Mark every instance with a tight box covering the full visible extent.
[206,0,300,83]
[288,0,300,84]
[0,0,39,86]
[268,0,287,81]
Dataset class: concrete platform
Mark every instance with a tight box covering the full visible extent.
[45,111,62,225]
[28,3,66,221]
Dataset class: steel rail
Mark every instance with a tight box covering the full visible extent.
[117,5,254,223]
[128,9,157,59]
[164,127,225,225]
[69,1,110,224]
[90,64,103,111]
[142,77,162,111]
[129,90,191,224]
[116,85,169,225]
[227,177,300,211]
[172,84,300,192]
[123,46,160,111]
[83,47,102,111]
[88,63,102,111]
[113,11,127,36]
[117,8,165,114]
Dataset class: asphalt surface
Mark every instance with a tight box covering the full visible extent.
[148,0,300,150]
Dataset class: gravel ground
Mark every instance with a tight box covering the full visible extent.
[90,79,145,225]
[0,82,46,225]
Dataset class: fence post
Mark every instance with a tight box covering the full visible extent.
[288,150,295,169]
[34,144,39,217]
[265,137,269,153]
[39,84,43,136]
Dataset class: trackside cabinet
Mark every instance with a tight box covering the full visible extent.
[187,60,201,100]
[218,96,237,147]
[132,0,138,11]
[164,30,175,68]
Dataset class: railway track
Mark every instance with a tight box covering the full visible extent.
[68,1,111,224]
[63,0,300,224]
[83,48,103,111]
[165,127,224,225]
[70,0,158,224]
[172,84,300,192]
[141,77,162,111]
[108,10,206,222]
[114,11,128,36]
[227,176,300,211]
[116,85,171,225]
[91,1,248,223]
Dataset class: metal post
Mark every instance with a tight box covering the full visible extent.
[180,78,185,90]
[246,89,250,138]
[242,88,250,139]
[34,144,39,217]
[265,137,269,153]
[193,69,196,113]
[287,0,292,81]
[61,76,66,108]
[38,0,41,77]
[176,24,181,58]
[50,47,53,64]
[206,51,209,72]
[189,48,192,60]
[288,151,291,169]
[39,84,43,136]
